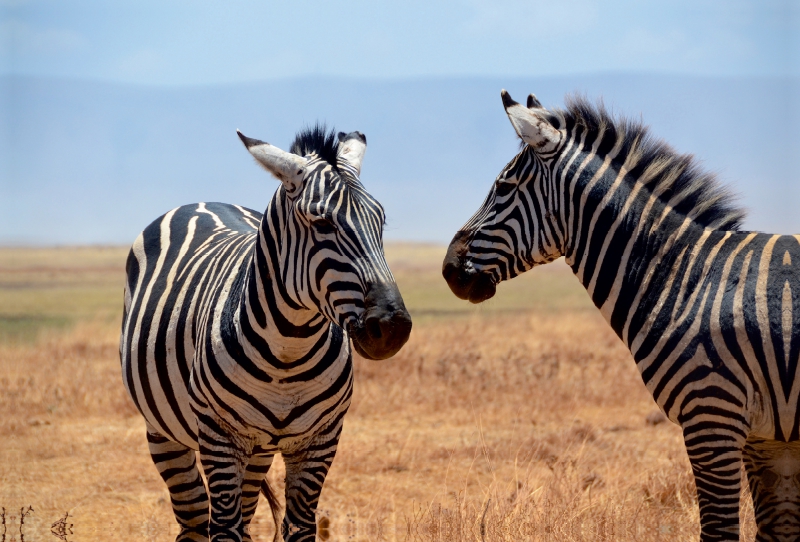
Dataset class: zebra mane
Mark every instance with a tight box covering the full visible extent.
[289,123,339,170]
[558,96,746,231]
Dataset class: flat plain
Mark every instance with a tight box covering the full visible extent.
[0,244,757,541]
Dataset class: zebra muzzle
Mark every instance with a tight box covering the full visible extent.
[349,282,412,360]
[443,264,497,304]
[442,232,497,304]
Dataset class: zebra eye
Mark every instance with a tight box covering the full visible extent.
[496,180,515,197]
[313,219,337,235]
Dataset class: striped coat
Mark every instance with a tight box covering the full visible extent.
[443,91,800,542]
[121,127,411,542]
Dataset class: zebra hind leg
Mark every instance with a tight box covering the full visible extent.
[240,452,280,542]
[743,438,800,542]
[147,427,210,542]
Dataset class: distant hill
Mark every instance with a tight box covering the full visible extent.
[1,74,798,245]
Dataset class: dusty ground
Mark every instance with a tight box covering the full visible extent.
[0,245,757,541]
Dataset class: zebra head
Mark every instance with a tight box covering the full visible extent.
[443,90,565,303]
[238,126,412,360]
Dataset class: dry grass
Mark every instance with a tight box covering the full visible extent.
[0,245,758,541]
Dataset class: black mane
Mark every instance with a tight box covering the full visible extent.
[557,96,746,231]
[289,124,339,169]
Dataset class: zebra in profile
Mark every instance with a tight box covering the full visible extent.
[443,91,800,541]
[120,125,412,542]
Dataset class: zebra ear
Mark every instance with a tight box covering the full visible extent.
[337,131,367,175]
[527,94,542,109]
[237,130,307,193]
[501,90,560,152]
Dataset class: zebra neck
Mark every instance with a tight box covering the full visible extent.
[562,165,714,348]
[235,223,331,367]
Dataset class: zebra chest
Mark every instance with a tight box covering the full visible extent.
[191,340,353,447]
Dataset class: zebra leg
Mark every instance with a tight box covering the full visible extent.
[240,452,278,542]
[683,425,745,541]
[742,438,800,542]
[280,423,343,542]
[146,425,210,542]
[197,421,249,542]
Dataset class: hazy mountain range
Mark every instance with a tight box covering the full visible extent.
[1,73,798,245]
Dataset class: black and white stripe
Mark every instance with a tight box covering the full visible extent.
[120,126,412,542]
[443,91,800,542]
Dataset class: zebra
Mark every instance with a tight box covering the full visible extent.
[120,125,412,542]
[442,90,800,541]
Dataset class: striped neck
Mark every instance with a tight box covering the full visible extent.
[236,193,331,366]
[558,142,718,347]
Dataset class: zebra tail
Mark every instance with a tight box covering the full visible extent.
[260,477,282,542]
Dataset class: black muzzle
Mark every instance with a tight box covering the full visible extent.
[442,230,497,304]
[349,282,412,360]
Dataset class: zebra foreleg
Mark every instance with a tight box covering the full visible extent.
[146,425,210,542]
[743,438,800,542]
[197,420,249,542]
[240,452,277,542]
[683,425,745,541]
[281,426,342,542]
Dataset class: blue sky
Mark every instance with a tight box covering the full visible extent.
[2,1,799,244]
[2,0,798,85]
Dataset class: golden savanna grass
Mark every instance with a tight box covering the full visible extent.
[0,244,758,541]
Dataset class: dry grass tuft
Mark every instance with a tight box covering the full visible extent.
[341,314,710,541]
[1,323,136,427]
